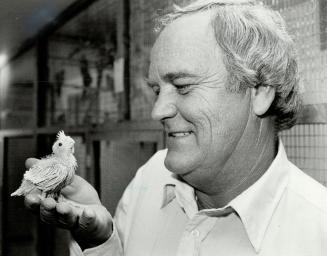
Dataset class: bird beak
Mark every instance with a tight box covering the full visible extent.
[71,146,75,154]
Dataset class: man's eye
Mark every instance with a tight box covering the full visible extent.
[176,84,191,95]
[151,85,160,96]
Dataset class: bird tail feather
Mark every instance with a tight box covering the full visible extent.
[11,180,35,196]
[11,188,23,197]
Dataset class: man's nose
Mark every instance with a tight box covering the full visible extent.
[151,91,177,121]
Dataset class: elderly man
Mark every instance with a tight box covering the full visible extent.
[25,0,327,255]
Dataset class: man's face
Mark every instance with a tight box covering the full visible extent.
[148,12,252,190]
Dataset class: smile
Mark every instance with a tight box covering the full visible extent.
[169,131,193,137]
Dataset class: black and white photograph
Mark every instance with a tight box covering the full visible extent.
[1,0,327,255]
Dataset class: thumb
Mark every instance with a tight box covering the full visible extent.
[25,158,39,169]
[61,175,101,205]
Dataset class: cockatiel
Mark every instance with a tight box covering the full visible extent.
[11,131,77,198]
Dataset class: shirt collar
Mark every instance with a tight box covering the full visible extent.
[161,139,291,253]
[161,175,198,218]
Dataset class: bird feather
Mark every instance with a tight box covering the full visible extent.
[11,131,77,197]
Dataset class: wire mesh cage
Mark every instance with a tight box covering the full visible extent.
[47,0,122,127]
[263,0,327,185]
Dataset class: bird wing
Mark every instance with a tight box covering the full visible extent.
[24,161,69,192]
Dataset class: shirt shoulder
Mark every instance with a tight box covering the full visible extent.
[287,161,327,214]
[134,149,174,187]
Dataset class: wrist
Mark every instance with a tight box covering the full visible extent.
[74,222,113,250]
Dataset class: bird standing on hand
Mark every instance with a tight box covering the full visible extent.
[11,131,77,199]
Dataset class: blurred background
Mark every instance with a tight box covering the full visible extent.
[0,0,326,255]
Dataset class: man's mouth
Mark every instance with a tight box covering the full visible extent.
[168,131,193,137]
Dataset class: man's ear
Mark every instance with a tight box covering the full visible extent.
[251,86,275,116]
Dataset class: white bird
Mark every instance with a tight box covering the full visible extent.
[11,131,77,198]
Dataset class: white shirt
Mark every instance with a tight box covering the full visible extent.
[71,141,327,255]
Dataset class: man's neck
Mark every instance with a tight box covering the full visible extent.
[195,119,277,210]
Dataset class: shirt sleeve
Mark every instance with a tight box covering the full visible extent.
[69,222,123,256]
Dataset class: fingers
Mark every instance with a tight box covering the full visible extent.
[56,202,78,228]
[24,191,41,213]
[29,196,113,249]
[40,198,57,224]
[25,158,39,169]
[39,198,80,229]
[25,193,82,229]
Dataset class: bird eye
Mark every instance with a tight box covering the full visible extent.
[58,143,62,146]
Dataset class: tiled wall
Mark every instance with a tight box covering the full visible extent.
[281,124,327,186]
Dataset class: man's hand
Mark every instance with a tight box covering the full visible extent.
[24,158,113,250]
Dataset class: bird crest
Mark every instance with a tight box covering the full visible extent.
[57,130,66,140]
[56,130,74,145]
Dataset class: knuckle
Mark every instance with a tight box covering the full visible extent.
[42,199,56,210]
[57,216,76,229]
[40,211,56,224]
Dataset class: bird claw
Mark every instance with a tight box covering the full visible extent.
[37,193,46,201]
[57,194,65,203]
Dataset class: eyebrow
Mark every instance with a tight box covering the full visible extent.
[163,72,200,83]
[144,71,200,86]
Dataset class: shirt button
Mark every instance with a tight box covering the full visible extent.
[191,229,200,237]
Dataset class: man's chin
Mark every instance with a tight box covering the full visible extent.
[164,151,196,176]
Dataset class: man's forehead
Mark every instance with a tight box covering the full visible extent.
[150,11,217,61]
[148,10,226,80]
[155,11,214,45]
